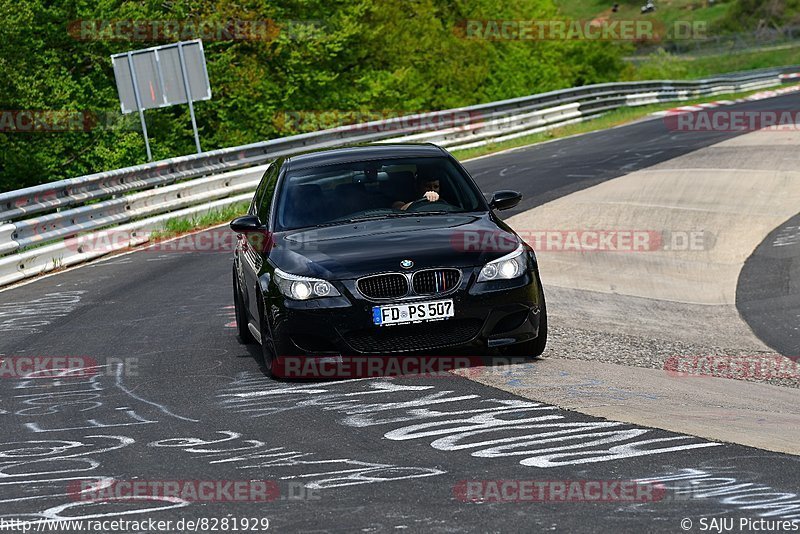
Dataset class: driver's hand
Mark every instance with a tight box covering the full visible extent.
[424,191,439,202]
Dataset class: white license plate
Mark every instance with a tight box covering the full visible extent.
[372,299,454,326]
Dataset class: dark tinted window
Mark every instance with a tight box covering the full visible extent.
[275,157,485,231]
[252,161,280,224]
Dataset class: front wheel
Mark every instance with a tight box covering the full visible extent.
[258,294,284,379]
[233,265,255,345]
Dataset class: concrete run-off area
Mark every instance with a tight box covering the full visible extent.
[475,125,800,454]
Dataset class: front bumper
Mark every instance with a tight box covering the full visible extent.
[266,264,544,358]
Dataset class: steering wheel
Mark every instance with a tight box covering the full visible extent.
[406,198,451,212]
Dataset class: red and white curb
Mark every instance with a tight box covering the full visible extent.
[651,80,800,117]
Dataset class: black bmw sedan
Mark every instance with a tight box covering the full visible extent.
[230,143,546,378]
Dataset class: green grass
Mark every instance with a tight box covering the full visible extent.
[626,44,800,80]
[679,44,800,76]
[149,201,250,241]
[554,0,734,30]
[554,0,800,81]
[452,82,799,161]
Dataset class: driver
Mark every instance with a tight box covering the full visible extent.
[393,176,440,210]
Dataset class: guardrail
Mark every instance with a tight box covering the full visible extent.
[1,65,799,287]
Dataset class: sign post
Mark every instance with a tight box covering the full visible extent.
[111,40,212,161]
[177,41,202,154]
[124,52,152,161]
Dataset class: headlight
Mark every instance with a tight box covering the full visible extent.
[477,244,527,282]
[274,268,341,300]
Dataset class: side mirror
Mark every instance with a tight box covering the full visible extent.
[489,190,522,211]
[230,215,264,233]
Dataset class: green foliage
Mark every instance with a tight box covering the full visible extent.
[3,0,798,193]
[624,48,690,80]
[0,0,625,191]
[716,0,800,32]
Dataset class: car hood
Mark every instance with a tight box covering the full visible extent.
[268,213,520,280]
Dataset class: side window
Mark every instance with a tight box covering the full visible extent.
[250,166,270,216]
[255,162,280,226]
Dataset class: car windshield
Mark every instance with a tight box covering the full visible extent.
[275,156,486,231]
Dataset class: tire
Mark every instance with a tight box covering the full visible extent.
[500,299,547,358]
[233,264,255,345]
[258,294,282,379]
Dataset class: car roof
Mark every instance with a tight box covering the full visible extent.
[285,143,447,171]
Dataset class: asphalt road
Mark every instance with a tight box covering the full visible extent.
[1,93,800,532]
[2,244,800,533]
[469,91,800,217]
[738,211,800,357]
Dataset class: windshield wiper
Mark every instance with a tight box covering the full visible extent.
[398,210,459,217]
[312,211,461,227]
[413,210,450,215]
[336,214,403,224]
[353,211,460,221]
[287,214,405,231]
